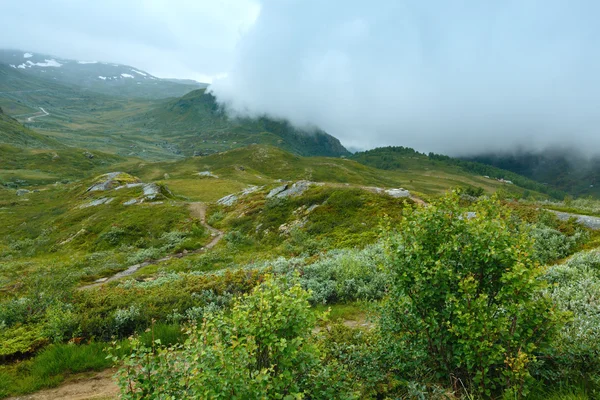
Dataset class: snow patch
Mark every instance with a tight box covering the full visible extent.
[78,60,98,64]
[130,69,147,76]
[121,73,134,78]
[98,76,107,80]
[23,52,33,58]
[22,59,62,68]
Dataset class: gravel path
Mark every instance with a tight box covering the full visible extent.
[79,202,223,290]
[546,210,600,230]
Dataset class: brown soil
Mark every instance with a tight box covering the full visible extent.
[7,369,119,400]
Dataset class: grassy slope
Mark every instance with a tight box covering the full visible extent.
[125,88,350,157]
[0,108,61,149]
[118,145,543,202]
[351,146,566,199]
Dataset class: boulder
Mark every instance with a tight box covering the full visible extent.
[217,194,238,206]
[267,184,288,198]
[385,188,411,198]
[197,171,219,178]
[16,189,30,196]
[142,183,161,200]
[87,172,141,192]
[271,181,312,199]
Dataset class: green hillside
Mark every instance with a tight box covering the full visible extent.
[352,146,567,199]
[126,89,349,157]
[465,149,600,197]
[0,106,61,148]
[1,67,347,159]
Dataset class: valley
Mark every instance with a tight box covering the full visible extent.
[1,50,600,399]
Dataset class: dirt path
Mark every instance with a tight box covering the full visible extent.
[80,202,223,290]
[26,107,49,122]
[7,369,119,400]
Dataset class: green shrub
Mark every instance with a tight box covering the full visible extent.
[540,250,600,396]
[111,276,357,399]
[383,193,564,398]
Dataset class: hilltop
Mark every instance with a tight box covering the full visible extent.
[351,146,567,199]
[0,49,206,99]
[126,89,350,157]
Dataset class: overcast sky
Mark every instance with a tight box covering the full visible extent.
[2,0,600,154]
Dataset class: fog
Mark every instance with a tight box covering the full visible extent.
[210,0,600,155]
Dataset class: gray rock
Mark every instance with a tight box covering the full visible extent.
[267,184,288,198]
[87,172,140,192]
[385,188,411,198]
[123,199,138,206]
[197,171,219,178]
[80,197,114,208]
[217,194,238,206]
[16,189,30,196]
[142,183,161,200]
[242,186,261,195]
[83,151,94,159]
[275,181,312,198]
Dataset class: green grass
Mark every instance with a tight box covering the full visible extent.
[0,323,183,398]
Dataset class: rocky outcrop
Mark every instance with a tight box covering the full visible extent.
[384,188,411,198]
[217,194,238,206]
[16,189,30,196]
[87,172,141,192]
[267,181,313,199]
[197,171,218,178]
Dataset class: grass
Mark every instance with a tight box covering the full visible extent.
[0,323,183,398]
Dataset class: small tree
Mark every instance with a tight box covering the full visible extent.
[383,193,563,397]
[112,275,356,399]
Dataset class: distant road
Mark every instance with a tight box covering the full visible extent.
[0,89,47,94]
[26,107,49,122]
[547,209,600,230]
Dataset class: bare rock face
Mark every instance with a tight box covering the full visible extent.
[217,194,238,206]
[87,172,141,192]
[385,188,411,198]
[267,181,313,199]
[267,184,288,198]
[197,171,218,178]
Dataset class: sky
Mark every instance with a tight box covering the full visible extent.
[2,0,600,155]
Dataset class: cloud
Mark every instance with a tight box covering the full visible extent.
[0,0,260,82]
[211,0,600,155]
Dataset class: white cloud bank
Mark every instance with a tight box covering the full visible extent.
[211,0,600,155]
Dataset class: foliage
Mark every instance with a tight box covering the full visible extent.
[540,250,600,395]
[111,276,357,399]
[383,193,564,397]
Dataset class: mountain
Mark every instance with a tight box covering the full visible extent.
[0,64,348,159]
[463,148,600,198]
[351,146,567,199]
[0,105,62,148]
[0,49,206,99]
[126,89,350,157]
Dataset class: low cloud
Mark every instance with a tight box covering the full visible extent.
[211,0,600,155]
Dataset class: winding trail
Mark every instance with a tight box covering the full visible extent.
[79,202,223,290]
[25,107,49,122]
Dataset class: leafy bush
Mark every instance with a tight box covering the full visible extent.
[541,250,600,395]
[272,244,389,304]
[111,276,356,399]
[531,225,587,264]
[383,194,564,397]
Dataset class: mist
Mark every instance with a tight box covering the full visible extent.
[210,0,600,155]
